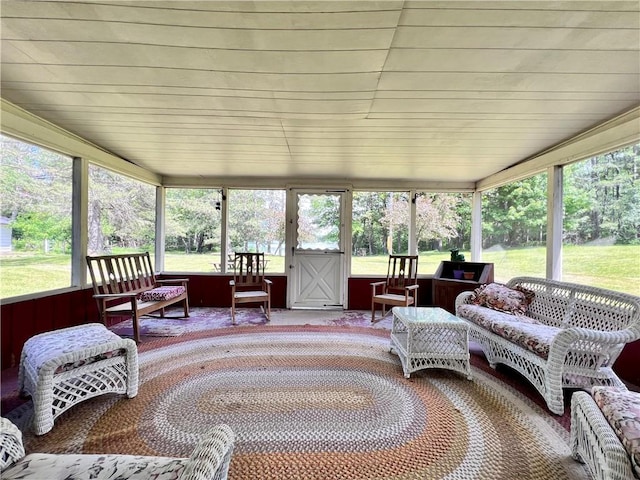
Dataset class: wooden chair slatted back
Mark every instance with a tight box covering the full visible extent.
[386,255,418,293]
[87,252,156,295]
[233,252,265,288]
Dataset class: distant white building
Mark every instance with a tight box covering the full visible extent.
[0,217,12,252]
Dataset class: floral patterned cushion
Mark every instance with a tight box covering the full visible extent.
[55,349,127,374]
[23,324,126,375]
[138,286,185,302]
[471,283,535,315]
[458,304,559,359]
[1,453,187,480]
[592,386,640,478]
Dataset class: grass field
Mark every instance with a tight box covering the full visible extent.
[1,244,638,299]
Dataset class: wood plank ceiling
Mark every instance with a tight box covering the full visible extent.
[1,1,639,185]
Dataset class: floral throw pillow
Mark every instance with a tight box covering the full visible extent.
[471,283,535,315]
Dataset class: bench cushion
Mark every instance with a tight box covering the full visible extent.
[458,304,560,359]
[139,286,185,302]
[592,386,640,478]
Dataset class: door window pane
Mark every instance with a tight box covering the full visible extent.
[296,193,341,251]
[0,135,72,298]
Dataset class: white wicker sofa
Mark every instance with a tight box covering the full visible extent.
[455,277,640,415]
[0,417,235,480]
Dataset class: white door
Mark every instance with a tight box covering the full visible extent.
[288,190,345,309]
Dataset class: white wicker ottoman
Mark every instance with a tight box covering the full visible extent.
[18,323,138,436]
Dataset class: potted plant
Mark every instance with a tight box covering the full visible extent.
[450,249,465,279]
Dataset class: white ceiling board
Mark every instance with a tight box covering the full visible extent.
[1,0,639,188]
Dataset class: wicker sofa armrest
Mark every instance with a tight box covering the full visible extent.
[182,424,235,480]
[0,418,25,471]
[454,291,475,312]
[571,391,636,480]
[547,326,638,372]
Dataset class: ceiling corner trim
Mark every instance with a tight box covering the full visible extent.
[477,106,640,192]
[0,99,162,186]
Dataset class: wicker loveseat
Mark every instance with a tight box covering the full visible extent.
[0,417,235,480]
[455,277,640,415]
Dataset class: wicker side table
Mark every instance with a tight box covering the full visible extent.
[19,323,138,435]
[390,307,472,379]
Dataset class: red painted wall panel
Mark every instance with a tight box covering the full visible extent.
[2,275,638,389]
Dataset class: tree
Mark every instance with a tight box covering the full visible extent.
[1,135,73,253]
[564,145,639,245]
[165,188,220,253]
[228,189,285,252]
[482,174,547,248]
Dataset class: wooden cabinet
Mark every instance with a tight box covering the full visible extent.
[432,261,494,313]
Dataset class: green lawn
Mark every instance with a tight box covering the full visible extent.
[1,244,638,299]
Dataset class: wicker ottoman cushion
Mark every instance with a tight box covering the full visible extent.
[138,286,185,302]
[592,386,640,477]
[55,348,127,374]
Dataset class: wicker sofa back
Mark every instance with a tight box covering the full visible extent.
[456,277,640,415]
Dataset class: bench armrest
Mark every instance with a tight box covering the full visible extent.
[157,278,189,285]
[93,292,138,299]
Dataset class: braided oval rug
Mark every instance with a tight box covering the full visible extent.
[9,326,587,480]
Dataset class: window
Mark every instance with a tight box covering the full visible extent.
[88,165,155,257]
[227,189,286,273]
[164,188,222,272]
[563,144,640,296]
[351,191,409,275]
[416,192,472,275]
[0,135,73,298]
[482,173,548,282]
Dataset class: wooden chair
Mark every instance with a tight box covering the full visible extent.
[371,255,419,322]
[229,252,272,324]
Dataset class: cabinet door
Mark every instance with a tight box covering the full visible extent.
[433,280,476,313]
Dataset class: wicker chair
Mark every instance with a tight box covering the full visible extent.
[571,389,638,480]
[0,417,235,480]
